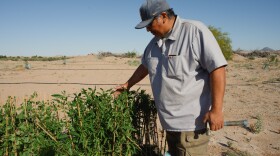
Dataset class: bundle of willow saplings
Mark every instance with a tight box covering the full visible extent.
[0,88,162,156]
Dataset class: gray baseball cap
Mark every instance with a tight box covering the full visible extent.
[135,0,170,29]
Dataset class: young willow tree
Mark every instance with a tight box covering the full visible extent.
[209,26,233,60]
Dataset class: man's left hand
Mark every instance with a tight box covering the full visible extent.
[203,110,224,131]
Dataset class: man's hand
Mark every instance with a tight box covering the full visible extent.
[203,110,224,131]
[113,83,128,98]
[112,64,148,98]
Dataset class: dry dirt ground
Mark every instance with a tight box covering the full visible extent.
[0,54,279,156]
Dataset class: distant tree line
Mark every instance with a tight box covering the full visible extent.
[0,55,68,61]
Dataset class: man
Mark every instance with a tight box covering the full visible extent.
[114,0,227,155]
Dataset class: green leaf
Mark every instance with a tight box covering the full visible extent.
[57,134,68,140]
[51,94,64,99]
[23,137,30,143]
[9,134,16,141]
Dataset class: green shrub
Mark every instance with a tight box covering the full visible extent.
[0,55,7,59]
[122,51,138,58]
[209,26,233,60]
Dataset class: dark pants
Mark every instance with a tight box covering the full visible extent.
[166,129,210,156]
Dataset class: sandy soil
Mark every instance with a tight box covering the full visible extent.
[0,54,279,155]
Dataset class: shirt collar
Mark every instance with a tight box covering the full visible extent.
[167,16,181,41]
[155,16,182,47]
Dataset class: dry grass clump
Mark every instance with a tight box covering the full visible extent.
[262,55,279,70]
[249,114,263,134]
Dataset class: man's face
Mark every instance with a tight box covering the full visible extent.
[146,15,165,38]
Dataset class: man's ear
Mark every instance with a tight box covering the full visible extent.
[161,12,168,23]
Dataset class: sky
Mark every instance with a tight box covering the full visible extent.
[0,0,280,56]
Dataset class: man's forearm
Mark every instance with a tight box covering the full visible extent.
[125,64,148,89]
[203,66,226,130]
[210,66,226,112]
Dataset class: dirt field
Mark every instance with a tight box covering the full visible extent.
[0,54,279,155]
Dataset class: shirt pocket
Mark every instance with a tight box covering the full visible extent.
[147,57,158,76]
[167,55,182,78]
